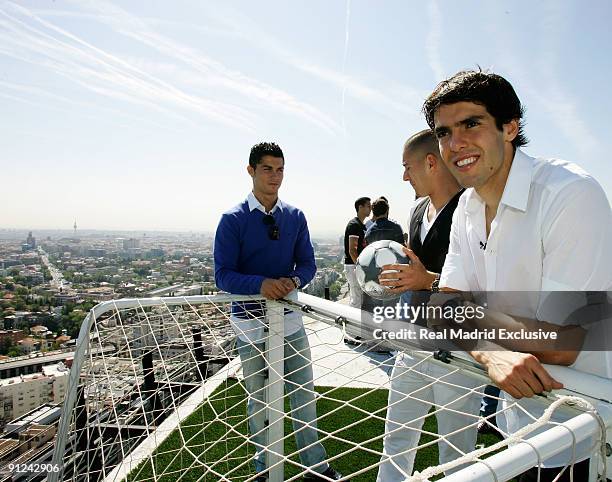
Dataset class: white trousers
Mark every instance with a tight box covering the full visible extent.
[377,353,481,481]
[344,264,362,308]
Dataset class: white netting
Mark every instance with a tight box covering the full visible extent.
[40,294,611,482]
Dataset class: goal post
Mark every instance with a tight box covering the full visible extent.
[44,293,611,482]
[265,299,285,482]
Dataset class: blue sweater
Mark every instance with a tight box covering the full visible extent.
[214,199,316,316]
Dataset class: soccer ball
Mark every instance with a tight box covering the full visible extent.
[355,240,409,301]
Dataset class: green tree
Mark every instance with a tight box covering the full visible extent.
[0,337,13,355]
[16,286,28,297]
[7,346,21,357]
[134,267,150,277]
[328,281,342,301]
[13,276,27,286]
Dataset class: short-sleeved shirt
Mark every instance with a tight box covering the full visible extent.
[440,149,612,466]
[344,217,366,264]
[365,217,405,245]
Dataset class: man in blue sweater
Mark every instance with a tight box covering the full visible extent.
[214,142,343,481]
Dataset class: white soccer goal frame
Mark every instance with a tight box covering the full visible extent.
[47,293,611,482]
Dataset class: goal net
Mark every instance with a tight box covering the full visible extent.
[43,293,611,482]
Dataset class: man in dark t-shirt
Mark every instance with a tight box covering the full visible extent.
[365,197,405,245]
[362,197,405,313]
[343,196,370,307]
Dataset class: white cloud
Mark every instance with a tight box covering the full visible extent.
[426,0,445,83]
[56,0,342,135]
[0,2,289,132]
[200,3,421,118]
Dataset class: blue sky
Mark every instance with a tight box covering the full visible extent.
[2,0,611,237]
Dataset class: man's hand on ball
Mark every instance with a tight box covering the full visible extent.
[379,248,437,293]
[260,278,293,300]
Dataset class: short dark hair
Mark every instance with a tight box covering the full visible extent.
[404,129,440,158]
[249,142,284,168]
[423,69,528,150]
[354,197,370,213]
[372,198,389,217]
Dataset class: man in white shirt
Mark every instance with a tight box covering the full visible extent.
[422,69,612,481]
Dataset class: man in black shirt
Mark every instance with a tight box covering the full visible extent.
[343,196,371,308]
[361,197,405,313]
[365,197,405,245]
[377,130,478,481]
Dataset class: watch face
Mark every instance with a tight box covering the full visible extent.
[431,277,440,292]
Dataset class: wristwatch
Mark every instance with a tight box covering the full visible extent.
[291,276,301,289]
[431,274,441,293]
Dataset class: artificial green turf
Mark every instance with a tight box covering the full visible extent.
[128,380,502,481]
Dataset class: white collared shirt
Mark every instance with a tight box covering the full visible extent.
[231,192,302,344]
[247,191,283,214]
[441,149,611,296]
[419,198,453,244]
[440,149,612,466]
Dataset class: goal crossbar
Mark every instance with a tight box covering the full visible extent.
[46,293,611,482]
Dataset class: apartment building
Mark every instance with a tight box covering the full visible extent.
[0,363,69,427]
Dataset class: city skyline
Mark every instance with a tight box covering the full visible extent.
[2,1,612,237]
[0,228,339,243]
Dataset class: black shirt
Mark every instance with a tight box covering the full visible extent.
[343,216,366,264]
[408,190,464,273]
[365,217,405,245]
